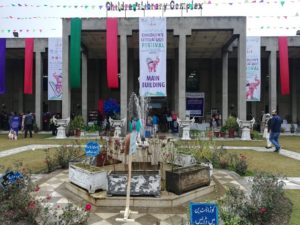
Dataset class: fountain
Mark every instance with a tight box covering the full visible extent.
[177,117,195,140]
[237,117,255,140]
[56,118,70,139]
[109,117,126,138]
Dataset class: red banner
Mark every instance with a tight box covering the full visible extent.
[98,99,104,113]
[106,18,119,89]
[24,38,34,94]
[278,37,290,95]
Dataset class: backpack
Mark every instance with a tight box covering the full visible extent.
[25,114,33,125]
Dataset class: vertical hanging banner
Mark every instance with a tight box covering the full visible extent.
[0,38,6,94]
[48,38,63,100]
[278,37,290,95]
[24,38,34,94]
[70,18,81,89]
[106,18,119,89]
[246,36,261,101]
[139,17,166,97]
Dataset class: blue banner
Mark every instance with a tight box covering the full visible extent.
[186,92,205,117]
[190,202,218,225]
[85,141,100,157]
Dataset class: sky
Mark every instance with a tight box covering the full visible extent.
[0,0,300,38]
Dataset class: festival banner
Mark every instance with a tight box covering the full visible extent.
[106,18,119,88]
[246,36,261,101]
[70,18,81,89]
[139,17,166,97]
[24,38,34,94]
[0,38,6,94]
[186,92,205,117]
[48,38,62,100]
[278,36,290,95]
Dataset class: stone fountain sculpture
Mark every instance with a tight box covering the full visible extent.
[237,117,255,140]
[109,117,126,138]
[56,117,70,139]
[177,117,195,140]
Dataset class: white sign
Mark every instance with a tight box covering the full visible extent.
[48,38,63,100]
[139,17,166,97]
[246,36,261,102]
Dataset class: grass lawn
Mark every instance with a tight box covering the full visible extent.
[285,190,300,225]
[227,149,300,176]
[0,134,93,152]
[0,149,56,173]
[216,135,300,153]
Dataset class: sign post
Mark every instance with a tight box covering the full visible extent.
[190,202,219,225]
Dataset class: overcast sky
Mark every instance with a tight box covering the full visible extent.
[0,0,300,38]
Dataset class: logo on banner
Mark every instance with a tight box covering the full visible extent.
[147,57,160,72]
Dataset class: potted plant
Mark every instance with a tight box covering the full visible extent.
[164,140,211,195]
[290,124,295,133]
[225,116,239,138]
[220,126,227,138]
[70,115,85,137]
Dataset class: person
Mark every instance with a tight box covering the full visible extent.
[50,114,58,136]
[263,113,272,149]
[24,111,34,138]
[268,110,282,152]
[9,112,20,140]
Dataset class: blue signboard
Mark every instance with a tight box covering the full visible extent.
[190,202,219,225]
[0,171,23,188]
[186,92,205,117]
[85,141,100,157]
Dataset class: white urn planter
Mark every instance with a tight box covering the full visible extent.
[69,163,107,193]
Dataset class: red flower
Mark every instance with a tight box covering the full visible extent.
[85,203,92,211]
[46,194,52,200]
[34,185,40,192]
[28,200,36,209]
[259,207,267,214]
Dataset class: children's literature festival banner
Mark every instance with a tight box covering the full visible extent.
[139,17,166,97]
[246,36,261,102]
[48,38,63,100]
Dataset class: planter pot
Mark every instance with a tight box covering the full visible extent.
[214,131,220,137]
[107,170,160,197]
[173,154,197,167]
[75,129,81,137]
[166,165,210,195]
[69,164,107,193]
[228,129,235,138]
[220,132,226,138]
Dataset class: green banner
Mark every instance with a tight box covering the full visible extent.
[70,18,81,88]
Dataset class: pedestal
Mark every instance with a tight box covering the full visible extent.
[182,127,191,140]
[114,126,122,138]
[56,126,66,139]
[241,127,251,140]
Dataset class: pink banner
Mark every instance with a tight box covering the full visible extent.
[106,18,119,89]
[24,38,34,94]
[278,37,290,95]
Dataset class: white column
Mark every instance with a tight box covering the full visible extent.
[35,51,43,130]
[237,35,247,120]
[82,53,88,124]
[269,50,277,113]
[120,34,128,133]
[222,51,228,125]
[178,34,186,119]
[62,20,71,119]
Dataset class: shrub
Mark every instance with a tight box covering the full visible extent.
[234,154,248,176]
[219,172,293,225]
[251,130,261,140]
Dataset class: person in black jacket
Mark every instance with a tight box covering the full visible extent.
[268,110,282,152]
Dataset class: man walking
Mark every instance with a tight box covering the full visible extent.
[268,110,282,152]
[24,111,34,138]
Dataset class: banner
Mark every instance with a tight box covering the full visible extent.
[70,18,81,89]
[0,38,5,94]
[246,36,261,101]
[139,17,166,97]
[278,36,290,95]
[106,18,119,88]
[48,38,62,100]
[24,38,34,94]
[186,92,205,117]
